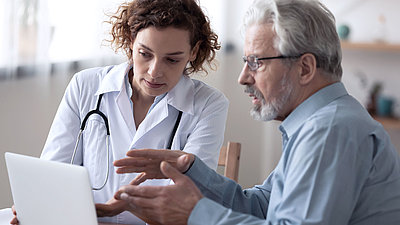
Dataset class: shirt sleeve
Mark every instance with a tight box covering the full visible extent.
[186,156,271,224]
[189,198,268,225]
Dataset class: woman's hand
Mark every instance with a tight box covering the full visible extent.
[95,197,128,217]
[114,149,194,185]
[10,205,19,225]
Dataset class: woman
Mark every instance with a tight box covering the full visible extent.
[11,0,228,224]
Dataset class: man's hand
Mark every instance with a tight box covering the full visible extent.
[114,149,194,185]
[95,197,128,217]
[115,161,203,225]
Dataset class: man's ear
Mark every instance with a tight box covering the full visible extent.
[298,53,317,85]
[189,41,201,62]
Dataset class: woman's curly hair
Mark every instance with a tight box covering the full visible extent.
[107,0,220,75]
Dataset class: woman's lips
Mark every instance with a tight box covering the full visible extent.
[145,80,164,89]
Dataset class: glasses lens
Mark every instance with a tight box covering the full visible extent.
[247,55,257,70]
[243,55,259,71]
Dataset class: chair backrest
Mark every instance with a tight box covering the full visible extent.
[218,142,241,182]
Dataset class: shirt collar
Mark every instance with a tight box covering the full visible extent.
[166,75,195,115]
[95,62,195,115]
[280,82,348,138]
[95,62,130,96]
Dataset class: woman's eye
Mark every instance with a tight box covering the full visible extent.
[138,51,151,58]
[167,58,179,64]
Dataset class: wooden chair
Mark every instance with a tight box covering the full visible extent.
[218,142,241,182]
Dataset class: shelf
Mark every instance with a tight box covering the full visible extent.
[341,41,400,52]
[374,117,400,130]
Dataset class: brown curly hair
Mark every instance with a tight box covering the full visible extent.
[107,0,220,75]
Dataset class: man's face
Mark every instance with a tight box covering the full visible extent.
[238,24,296,121]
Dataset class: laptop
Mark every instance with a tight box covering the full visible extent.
[5,152,98,225]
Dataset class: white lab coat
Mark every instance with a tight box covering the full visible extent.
[41,62,229,224]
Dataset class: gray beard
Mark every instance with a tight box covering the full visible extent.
[250,101,278,121]
[245,75,292,121]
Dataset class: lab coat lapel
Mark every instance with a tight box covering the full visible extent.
[166,75,195,115]
[116,85,136,137]
[131,97,169,144]
[130,75,195,146]
[96,62,136,137]
[95,62,130,95]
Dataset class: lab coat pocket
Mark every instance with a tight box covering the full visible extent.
[82,116,109,189]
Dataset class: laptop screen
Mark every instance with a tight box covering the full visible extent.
[5,152,98,225]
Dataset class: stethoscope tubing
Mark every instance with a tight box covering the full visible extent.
[71,129,110,191]
[71,94,111,190]
[70,93,182,191]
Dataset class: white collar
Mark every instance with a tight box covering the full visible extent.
[166,75,195,115]
[95,62,130,96]
[95,62,195,115]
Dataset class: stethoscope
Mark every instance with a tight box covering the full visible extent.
[70,93,182,190]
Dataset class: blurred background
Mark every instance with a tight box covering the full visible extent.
[1,0,400,208]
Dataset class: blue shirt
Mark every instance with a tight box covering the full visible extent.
[187,82,400,225]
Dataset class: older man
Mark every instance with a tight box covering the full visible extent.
[113,0,400,224]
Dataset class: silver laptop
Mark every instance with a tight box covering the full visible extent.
[5,152,98,225]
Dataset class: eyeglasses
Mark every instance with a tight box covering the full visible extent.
[242,55,301,71]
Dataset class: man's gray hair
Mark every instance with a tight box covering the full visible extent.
[243,0,342,81]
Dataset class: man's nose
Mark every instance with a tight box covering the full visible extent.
[238,63,254,86]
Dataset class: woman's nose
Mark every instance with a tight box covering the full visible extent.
[148,60,163,78]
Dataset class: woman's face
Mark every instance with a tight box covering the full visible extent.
[130,26,197,98]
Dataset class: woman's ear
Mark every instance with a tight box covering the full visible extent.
[189,41,201,62]
[298,53,317,85]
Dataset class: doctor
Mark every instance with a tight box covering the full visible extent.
[10,0,228,224]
